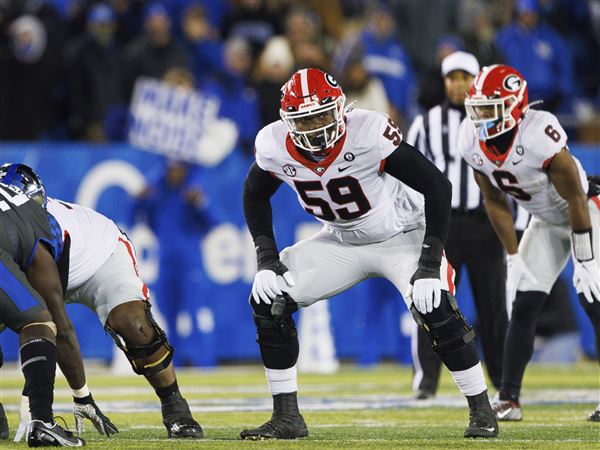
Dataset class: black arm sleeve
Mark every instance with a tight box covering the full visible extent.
[242,162,282,242]
[383,140,452,244]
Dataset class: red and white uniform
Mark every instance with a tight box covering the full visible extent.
[256,109,454,307]
[458,109,589,226]
[256,108,424,245]
[458,110,599,294]
[47,198,148,324]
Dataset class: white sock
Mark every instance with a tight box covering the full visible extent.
[451,362,487,397]
[265,366,298,395]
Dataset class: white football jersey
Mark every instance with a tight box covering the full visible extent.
[255,108,424,244]
[458,109,588,225]
[47,198,121,290]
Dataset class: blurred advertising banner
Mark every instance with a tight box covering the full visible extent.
[128,78,237,167]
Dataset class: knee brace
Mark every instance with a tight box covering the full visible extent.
[105,302,173,377]
[252,294,298,349]
[411,291,475,356]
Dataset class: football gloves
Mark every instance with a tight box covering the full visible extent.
[573,259,600,303]
[252,236,295,304]
[408,236,443,314]
[506,253,537,304]
[74,394,118,436]
[252,260,295,304]
[14,394,117,442]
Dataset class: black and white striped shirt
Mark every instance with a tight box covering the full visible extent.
[407,102,481,211]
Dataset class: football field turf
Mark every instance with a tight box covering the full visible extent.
[0,362,598,448]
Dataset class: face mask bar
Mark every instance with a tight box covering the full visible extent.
[465,96,517,141]
[280,97,345,153]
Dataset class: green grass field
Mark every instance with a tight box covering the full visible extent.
[0,362,598,448]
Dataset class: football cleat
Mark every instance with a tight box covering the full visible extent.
[414,389,435,400]
[161,394,203,439]
[27,420,85,447]
[164,417,203,439]
[0,402,8,440]
[464,390,499,438]
[492,397,522,421]
[588,405,600,422]
[240,392,308,440]
[240,414,308,440]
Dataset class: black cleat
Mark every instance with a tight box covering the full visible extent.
[588,405,600,422]
[414,389,435,400]
[240,392,308,440]
[464,390,499,438]
[0,403,8,440]
[161,393,203,439]
[27,420,85,447]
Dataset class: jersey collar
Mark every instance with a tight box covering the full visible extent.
[285,132,347,176]
[478,128,518,167]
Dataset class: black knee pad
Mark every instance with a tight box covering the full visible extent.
[511,291,546,322]
[411,291,475,356]
[105,302,173,377]
[251,294,298,349]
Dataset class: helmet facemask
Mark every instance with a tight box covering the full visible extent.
[280,95,346,154]
[465,95,520,141]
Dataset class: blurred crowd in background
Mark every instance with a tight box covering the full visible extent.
[1,0,599,147]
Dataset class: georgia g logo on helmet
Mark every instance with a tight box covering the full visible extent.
[503,74,522,92]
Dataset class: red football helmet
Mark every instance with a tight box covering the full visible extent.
[280,68,347,153]
[465,64,528,141]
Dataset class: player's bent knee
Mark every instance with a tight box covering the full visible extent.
[411,291,475,357]
[251,294,298,349]
[105,301,173,377]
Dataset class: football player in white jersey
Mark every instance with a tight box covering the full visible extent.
[0,164,204,440]
[458,64,600,422]
[241,68,499,439]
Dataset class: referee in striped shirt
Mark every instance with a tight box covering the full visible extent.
[407,52,508,399]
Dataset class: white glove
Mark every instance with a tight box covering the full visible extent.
[73,394,118,436]
[573,259,600,303]
[506,253,538,304]
[13,395,30,442]
[251,260,295,304]
[407,278,442,314]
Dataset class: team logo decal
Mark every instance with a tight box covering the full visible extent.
[344,152,355,161]
[516,145,524,155]
[315,167,325,174]
[283,165,296,177]
[503,74,522,92]
[325,73,339,88]
[472,154,483,166]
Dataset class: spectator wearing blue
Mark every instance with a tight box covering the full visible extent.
[180,2,224,87]
[359,2,416,128]
[202,37,260,155]
[122,1,189,100]
[495,0,574,113]
[64,3,125,141]
[134,159,219,367]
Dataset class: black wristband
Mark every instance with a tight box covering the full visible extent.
[254,235,279,270]
[73,394,94,405]
[418,236,443,274]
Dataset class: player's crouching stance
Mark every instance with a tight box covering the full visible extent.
[459,65,600,422]
[240,68,498,440]
[0,164,203,440]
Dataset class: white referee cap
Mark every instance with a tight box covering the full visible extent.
[441,51,480,77]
